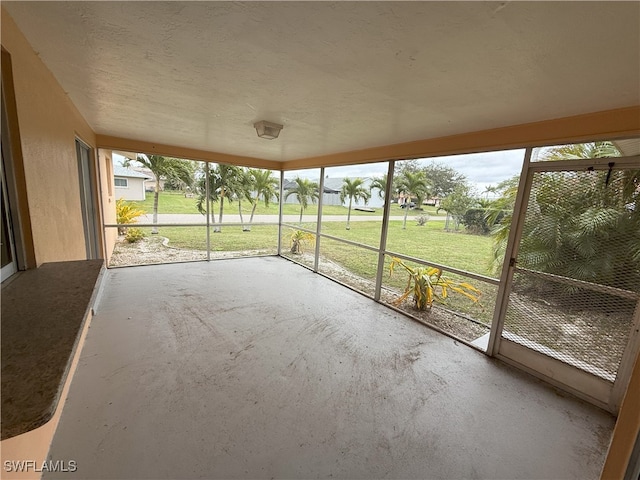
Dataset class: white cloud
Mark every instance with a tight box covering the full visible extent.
[420,149,525,193]
[285,149,525,194]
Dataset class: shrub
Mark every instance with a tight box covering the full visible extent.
[416,214,429,226]
[462,208,505,235]
[290,229,315,254]
[116,198,145,234]
[125,227,146,243]
[388,256,481,311]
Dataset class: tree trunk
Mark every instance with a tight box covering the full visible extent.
[152,177,160,234]
[207,195,216,225]
[239,200,248,231]
[402,198,409,230]
[215,195,224,233]
[207,195,216,226]
[299,206,303,225]
[346,197,352,230]
[247,201,258,232]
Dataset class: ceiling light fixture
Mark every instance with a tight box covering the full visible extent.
[254,120,283,140]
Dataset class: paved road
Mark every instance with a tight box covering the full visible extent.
[137,213,447,225]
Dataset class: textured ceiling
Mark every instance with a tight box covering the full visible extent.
[4,1,640,161]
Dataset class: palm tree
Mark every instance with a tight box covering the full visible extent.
[246,169,279,231]
[284,177,319,225]
[340,178,370,230]
[196,163,242,232]
[491,141,640,294]
[212,164,242,232]
[369,174,388,203]
[235,168,252,231]
[396,171,429,230]
[487,176,519,270]
[196,163,217,227]
[483,184,497,200]
[537,141,620,161]
[124,154,193,234]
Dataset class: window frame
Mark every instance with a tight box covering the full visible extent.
[114,177,128,188]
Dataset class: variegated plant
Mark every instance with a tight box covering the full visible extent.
[388,256,481,311]
[116,198,145,235]
[290,229,315,255]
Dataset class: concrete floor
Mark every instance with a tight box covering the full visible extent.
[46,257,614,479]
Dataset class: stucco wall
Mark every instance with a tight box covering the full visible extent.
[98,150,117,263]
[1,8,97,265]
[115,176,146,201]
[601,345,640,479]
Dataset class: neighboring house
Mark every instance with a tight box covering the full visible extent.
[282,178,342,206]
[113,165,151,201]
[133,167,166,192]
[282,178,379,207]
[112,152,165,193]
[321,178,346,206]
[323,178,382,208]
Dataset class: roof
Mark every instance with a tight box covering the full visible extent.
[283,177,374,194]
[113,165,152,179]
[283,178,338,194]
[322,178,350,194]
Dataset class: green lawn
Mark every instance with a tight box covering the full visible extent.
[160,225,280,253]
[123,191,202,214]
[137,219,495,277]
[124,191,444,218]
[320,221,495,276]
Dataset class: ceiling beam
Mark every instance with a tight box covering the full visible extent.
[96,135,283,170]
[283,106,640,170]
[98,106,639,172]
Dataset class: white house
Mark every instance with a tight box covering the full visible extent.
[282,177,382,208]
[113,165,151,201]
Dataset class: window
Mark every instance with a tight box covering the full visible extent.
[114,178,128,188]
